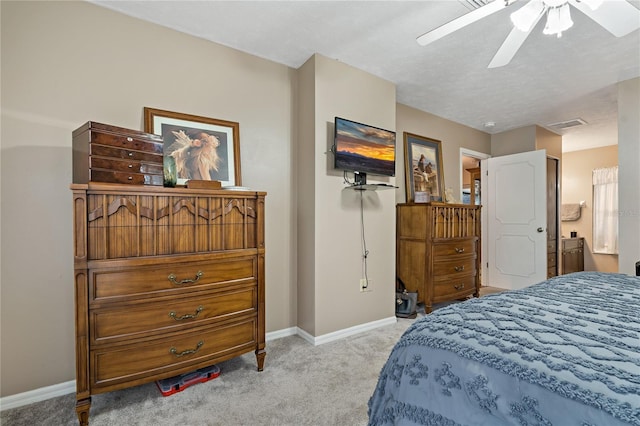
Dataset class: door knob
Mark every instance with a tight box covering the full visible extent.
[537,227,544,232]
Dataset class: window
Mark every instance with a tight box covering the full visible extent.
[592,166,618,254]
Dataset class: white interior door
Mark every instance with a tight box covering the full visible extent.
[483,150,547,290]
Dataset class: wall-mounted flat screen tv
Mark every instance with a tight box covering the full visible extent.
[333,117,396,181]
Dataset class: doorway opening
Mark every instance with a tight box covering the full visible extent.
[460,148,490,206]
[460,148,490,287]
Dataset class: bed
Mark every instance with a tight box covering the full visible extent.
[368,272,640,426]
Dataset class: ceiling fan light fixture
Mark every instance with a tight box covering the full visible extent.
[543,3,573,37]
[510,0,545,32]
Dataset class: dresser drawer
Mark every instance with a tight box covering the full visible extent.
[90,129,163,155]
[90,257,256,302]
[432,239,476,259]
[433,274,476,301]
[91,318,257,389]
[432,256,476,278]
[88,169,163,186]
[562,238,584,251]
[89,144,163,164]
[92,286,256,344]
[89,154,163,175]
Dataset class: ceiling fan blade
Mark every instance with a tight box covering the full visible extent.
[417,0,512,46]
[488,12,544,68]
[569,0,640,37]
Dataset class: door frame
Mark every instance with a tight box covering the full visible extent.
[460,148,491,203]
[461,148,490,285]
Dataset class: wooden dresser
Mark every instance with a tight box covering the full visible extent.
[71,183,266,425]
[562,237,584,274]
[396,202,481,313]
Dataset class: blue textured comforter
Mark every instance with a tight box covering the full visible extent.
[368,272,640,425]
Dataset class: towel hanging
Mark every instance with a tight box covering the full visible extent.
[561,203,582,221]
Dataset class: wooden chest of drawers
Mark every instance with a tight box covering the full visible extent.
[562,237,584,274]
[72,183,266,425]
[72,122,164,185]
[396,203,481,313]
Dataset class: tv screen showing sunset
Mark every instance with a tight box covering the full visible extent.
[334,118,395,177]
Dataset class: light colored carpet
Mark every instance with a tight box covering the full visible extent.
[1,287,506,426]
[1,320,413,426]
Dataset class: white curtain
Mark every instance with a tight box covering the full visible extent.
[592,166,618,254]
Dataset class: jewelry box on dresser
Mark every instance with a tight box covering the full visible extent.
[396,202,481,313]
[71,123,266,425]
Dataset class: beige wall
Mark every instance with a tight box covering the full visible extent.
[302,54,397,337]
[296,56,316,335]
[561,146,619,273]
[395,104,491,203]
[617,78,640,275]
[490,126,536,156]
[536,126,563,159]
[1,1,295,396]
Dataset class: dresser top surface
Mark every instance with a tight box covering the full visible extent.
[71,182,266,196]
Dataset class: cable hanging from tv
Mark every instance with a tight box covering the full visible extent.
[359,189,370,288]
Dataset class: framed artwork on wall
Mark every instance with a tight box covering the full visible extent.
[403,132,445,202]
[144,107,241,186]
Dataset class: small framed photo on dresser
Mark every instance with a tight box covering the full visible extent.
[144,107,242,187]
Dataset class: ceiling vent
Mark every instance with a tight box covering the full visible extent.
[547,118,588,130]
[458,0,492,11]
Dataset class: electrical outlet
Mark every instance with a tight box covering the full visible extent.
[360,278,372,292]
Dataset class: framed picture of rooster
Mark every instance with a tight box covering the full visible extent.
[144,107,241,187]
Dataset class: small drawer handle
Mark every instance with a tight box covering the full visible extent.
[126,137,133,142]
[454,247,465,254]
[128,152,134,157]
[168,271,203,285]
[454,265,465,272]
[127,176,133,180]
[454,283,465,290]
[169,305,204,321]
[169,340,204,358]
[128,164,133,168]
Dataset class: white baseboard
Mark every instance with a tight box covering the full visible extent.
[297,316,397,346]
[0,380,76,411]
[266,326,297,341]
[1,318,396,410]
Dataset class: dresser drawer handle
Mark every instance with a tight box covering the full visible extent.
[168,271,203,285]
[454,265,465,272]
[128,152,134,157]
[169,340,204,358]
[169,305,204,321]
[454,283,465,290]
[455,247,465,253]
[126,137,133,142]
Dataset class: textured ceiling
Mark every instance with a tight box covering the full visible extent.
[91,0,640,152]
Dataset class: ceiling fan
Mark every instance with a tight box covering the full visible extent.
[416,0,640,68]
